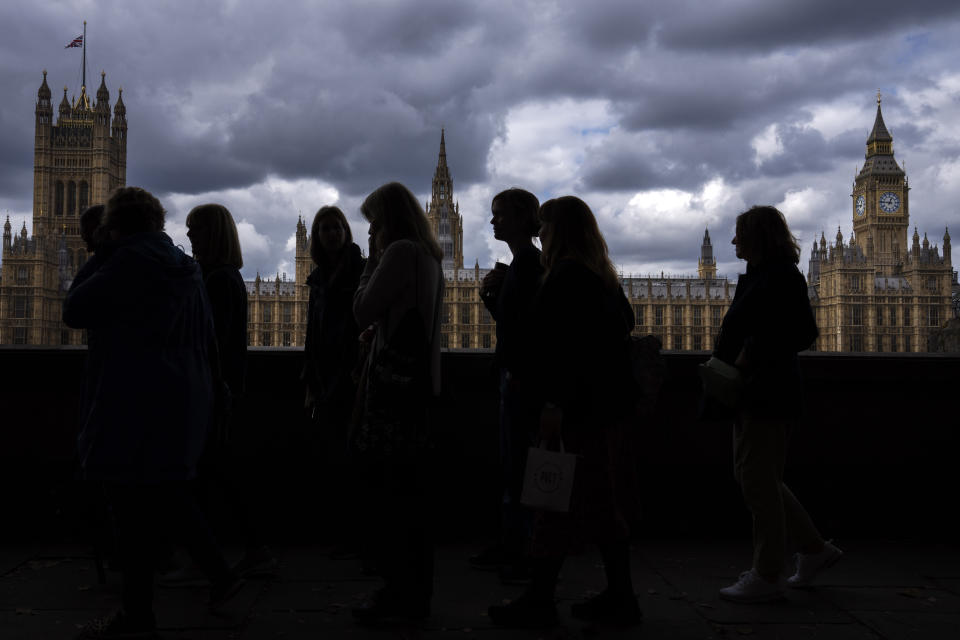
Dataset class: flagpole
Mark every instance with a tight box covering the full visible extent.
[81,21,86,89]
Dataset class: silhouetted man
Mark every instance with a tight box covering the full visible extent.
[65,186,242,639]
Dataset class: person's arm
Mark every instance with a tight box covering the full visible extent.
[353,241,412,329]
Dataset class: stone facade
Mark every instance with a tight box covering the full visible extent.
[806,94,953,352]
[0,71,127,345]
[245,132,734,350]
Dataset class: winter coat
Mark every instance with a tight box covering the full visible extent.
[201,263,247,401]
[480,243,543,380]
[713,260,818,418]
[302,242,365,415]
[63,231,215,483]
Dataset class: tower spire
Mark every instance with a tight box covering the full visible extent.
[438,127,447,168]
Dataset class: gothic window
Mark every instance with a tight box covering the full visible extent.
[442,303,451,324]
[654,306,664,326]
[461,333,470,349]
[55,181,64,216]
[903,306,911,326]
[61,330,71,345]
[904,335,911,352]
[633,304,644,325]
[672,334,682,350]
[282,304,292,324]
[890,305,898,326]
[712,306,722,327]
[67,180,76,216]
[693,306,703,326]
[16,267,29,284]
[692,335,703,351]
[262,305,272,323]
[13,296,27,318]
[481,333,492,349]
[890,335,898,352]
[460,304,471,324]
[849,334,863,351]
[441,333,449,349]
[851,305,863,326]
[876,306,884,326]
[439,219,449,235]
[79,181,89,212]
[928,306,940,327]
[261,332,271,346]
[673,306,683,326]
[282,332,292,347]
[479,308,493,325]
[13,327,27,344]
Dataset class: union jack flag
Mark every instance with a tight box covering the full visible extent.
[65,35,83,48]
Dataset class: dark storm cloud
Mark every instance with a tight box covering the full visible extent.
[656,0,960,52]
[2,0,960,277]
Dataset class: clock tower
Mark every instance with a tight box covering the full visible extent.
[852,91,908,275]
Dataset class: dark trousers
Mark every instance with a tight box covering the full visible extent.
[357,454,434,605]
[107,482,234,622]
[499,370,537,558]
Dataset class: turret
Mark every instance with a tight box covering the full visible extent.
[912,227,921,257]
[2,216,11,251]
[944,227,951,264]
[94,71,110,132]
[36,70,52,128]
[697,228,717,279]
[58,86,71,120]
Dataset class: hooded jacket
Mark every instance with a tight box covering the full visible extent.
[64,231,215,483]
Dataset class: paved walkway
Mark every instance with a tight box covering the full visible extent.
[2,538,959,639]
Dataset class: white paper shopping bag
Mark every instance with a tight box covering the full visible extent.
[520,443,577,513]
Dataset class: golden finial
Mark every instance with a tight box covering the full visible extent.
[42,69,47,77]
[101,70,105,78]
[877,89,882,105]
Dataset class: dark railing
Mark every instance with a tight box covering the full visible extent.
[1,347,958,542]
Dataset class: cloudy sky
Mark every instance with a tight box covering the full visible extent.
[2,0,960,281]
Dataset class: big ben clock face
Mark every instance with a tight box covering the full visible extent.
[855,195,865,217]
[879,191,901,213]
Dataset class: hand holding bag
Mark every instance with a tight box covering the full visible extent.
[698,356,743,409]
[521,440,577,513]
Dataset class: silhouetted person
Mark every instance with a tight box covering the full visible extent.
[715,205,841,603]
[473,188,543,582]
[185,203,277,578]
[351,182,444,625]
[301,205,365,552]
[489,196,641,627]
[79,204,105,253]
[65,187,242,638]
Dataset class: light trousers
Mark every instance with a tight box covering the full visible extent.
[733,415,823,578]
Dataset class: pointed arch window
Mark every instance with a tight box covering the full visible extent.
[79,181,89,212]
[55,181,64,216]
[67,180,77,216]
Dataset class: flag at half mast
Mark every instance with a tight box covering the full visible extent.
[65,35,83,48]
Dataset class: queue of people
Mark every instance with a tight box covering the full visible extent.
[66,184,839,637]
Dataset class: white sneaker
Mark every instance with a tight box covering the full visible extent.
[787,540,843,588]
[719,569,784,603]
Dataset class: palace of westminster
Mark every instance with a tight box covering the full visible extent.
[1,72,955,352]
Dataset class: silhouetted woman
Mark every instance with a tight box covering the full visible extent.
[301,205,365,548]
[489,196,641,627]
[186,204,276,577]
[351,182,444,625]
[302,206,365,430]
[715,206,841,603]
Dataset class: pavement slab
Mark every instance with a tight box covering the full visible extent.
[0,538,957,639]
[848,610,960,640]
